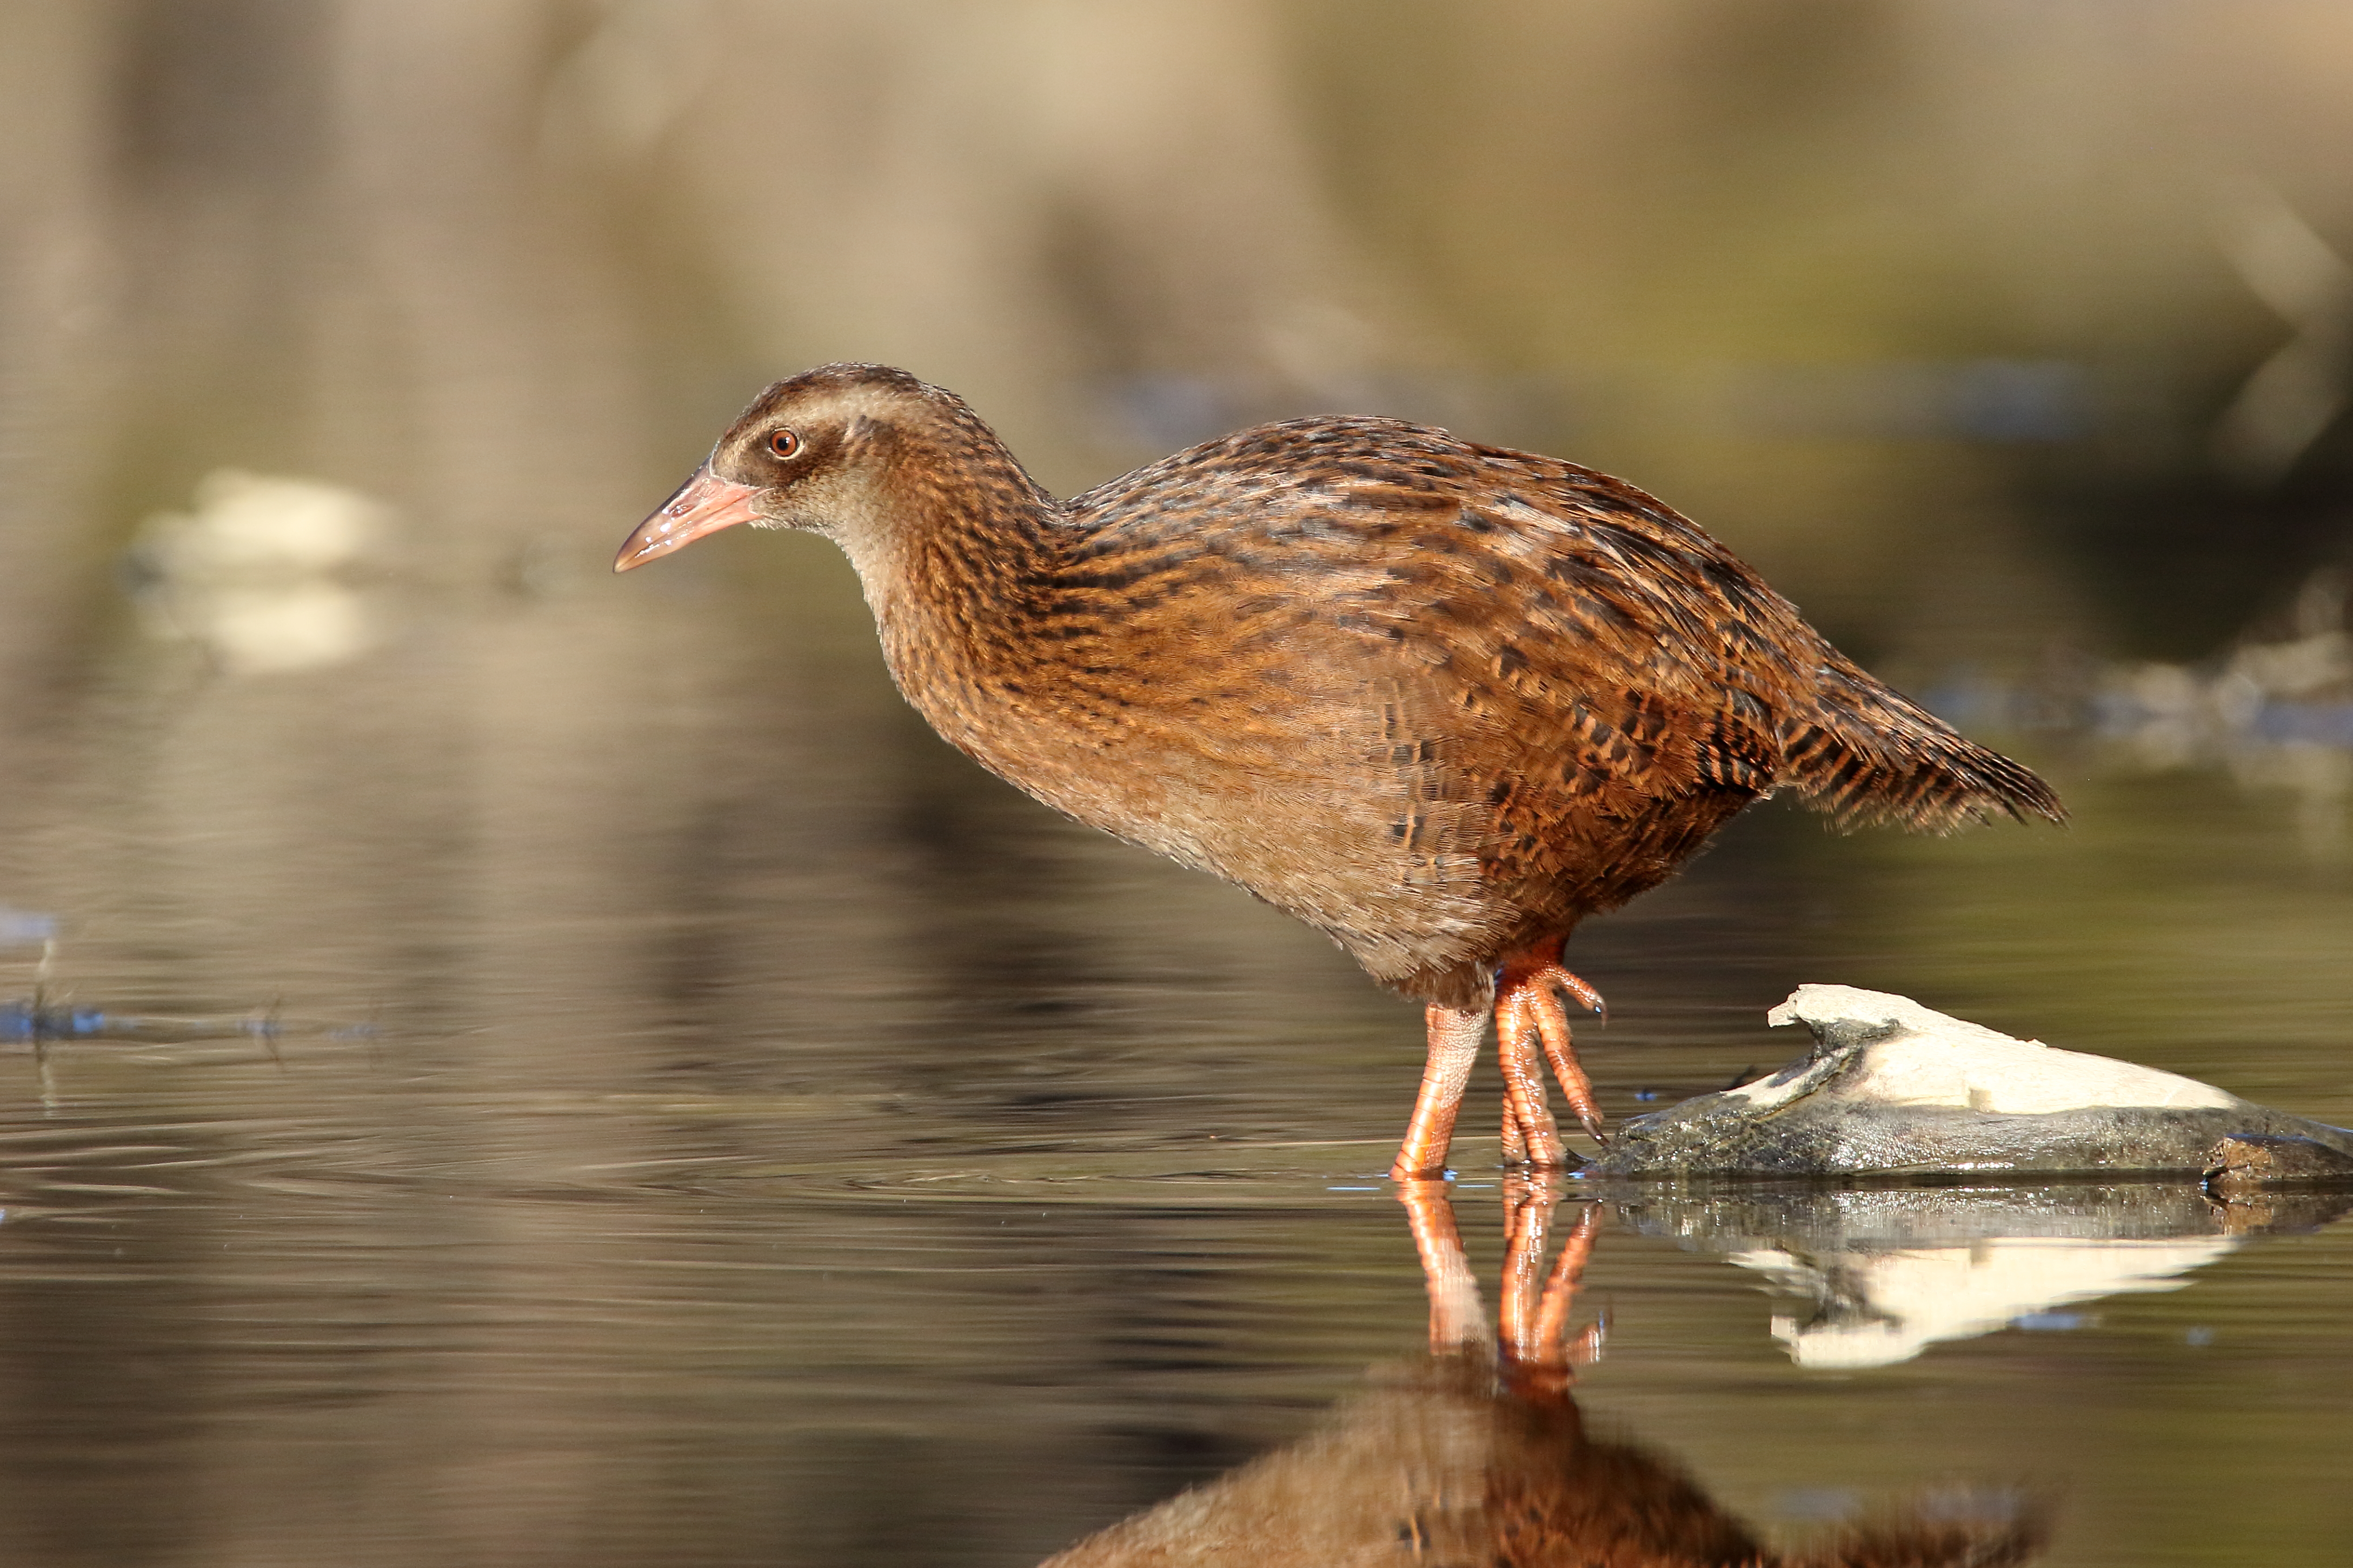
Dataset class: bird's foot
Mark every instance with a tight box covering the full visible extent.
[1496,946,1608,1160]
[1496,985,1566,1167]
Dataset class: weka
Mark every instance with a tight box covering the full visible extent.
[615,363,2062,1179]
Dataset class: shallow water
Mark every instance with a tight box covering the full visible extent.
[0,537,2347,1567]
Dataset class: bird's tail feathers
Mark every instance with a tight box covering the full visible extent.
[1776,662,2064,832]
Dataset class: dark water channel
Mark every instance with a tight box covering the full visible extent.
[0,531,2348,1567]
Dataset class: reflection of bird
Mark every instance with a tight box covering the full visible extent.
[616,364,2062,1177]
[1040,1183,2049,1567]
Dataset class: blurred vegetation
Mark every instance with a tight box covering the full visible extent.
[5,1,2352,691]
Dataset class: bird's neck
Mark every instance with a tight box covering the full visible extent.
[834,431,1067,721]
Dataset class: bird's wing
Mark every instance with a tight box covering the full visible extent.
[1065,418,2057,835]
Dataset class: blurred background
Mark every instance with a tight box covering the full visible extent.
[9,0,2353,673]
[9,0,2353,854]
[1,4,2351,1566]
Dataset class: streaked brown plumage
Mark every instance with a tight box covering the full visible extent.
[616,363,2063,1178]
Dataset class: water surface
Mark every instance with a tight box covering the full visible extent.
[0,543,2347,1567]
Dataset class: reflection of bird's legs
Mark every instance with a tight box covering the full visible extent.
[1399,1176,1606,1390]
[1536,1199,1606,1368]
[1395,1178,1488,1355]
[1391,1005,1487,1179]
[1500,1176,1605,1398]
[1497,940,1608,1156]
[1498,1170,1558,1361]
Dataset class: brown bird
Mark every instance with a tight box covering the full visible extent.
[615,363,2062,1179]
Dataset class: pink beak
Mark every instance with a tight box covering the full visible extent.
[613,465,767,572]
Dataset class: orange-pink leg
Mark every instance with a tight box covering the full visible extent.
[1497,942,1608,1157]
[1497,983,1565,1167]
[1390,1005,1485,1179]
[1388,944,1607,1179]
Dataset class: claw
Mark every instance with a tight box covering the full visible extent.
[1548,969,1607,1023]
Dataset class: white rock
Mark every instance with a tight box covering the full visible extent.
[1742,983,2242,1116]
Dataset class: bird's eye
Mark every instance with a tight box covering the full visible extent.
[768,428,803,459]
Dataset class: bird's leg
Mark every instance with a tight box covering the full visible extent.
[1494,985,1565,1169]
[1498,942,1608,1144]
[1389,1004,1487,1180]
[1499,1008,1533,1167]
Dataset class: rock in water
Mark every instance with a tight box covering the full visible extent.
[1592,985,2353,1183]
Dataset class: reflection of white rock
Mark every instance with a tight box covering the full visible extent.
[129,470,393,675]
[1750,985,2241,1115]
[1733,1235,2237,1370]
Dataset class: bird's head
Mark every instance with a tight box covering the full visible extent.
[614,363,1005,572]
